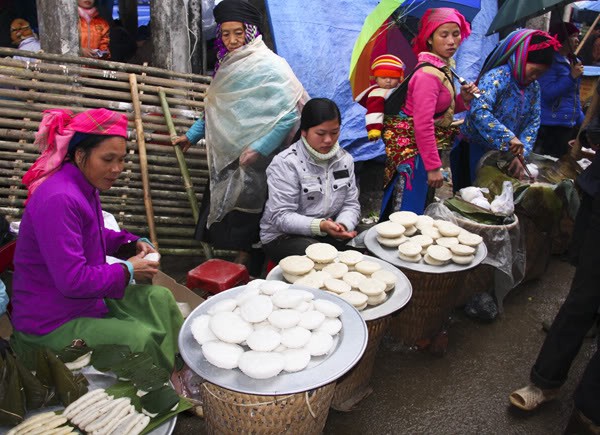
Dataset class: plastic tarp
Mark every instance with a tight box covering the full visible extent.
[454,0,499,82]
[265,0,498,161]
[265,0,384,162]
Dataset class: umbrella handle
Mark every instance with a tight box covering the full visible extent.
[450,69,481,99]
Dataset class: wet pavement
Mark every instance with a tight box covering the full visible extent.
[165,255,596,435]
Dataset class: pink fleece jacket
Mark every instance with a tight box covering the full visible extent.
[403,52,467,171]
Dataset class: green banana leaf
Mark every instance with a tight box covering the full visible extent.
[0,353,26,426]
[15,354,51,409]
[106,381,192,435]
[56,344,93,364]
[444,197,516,225]
[112,352,170,392]
[140,385,180,416]
[90,344,131,371]
[45,349,88,406]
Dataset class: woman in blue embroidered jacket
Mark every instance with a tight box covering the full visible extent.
[534,22,584,158]
[451,29,560,189]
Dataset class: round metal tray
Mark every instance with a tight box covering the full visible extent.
[266,254,412,321]
[364,226,488,274]
[178,285,368,395]
[0,366,176,435]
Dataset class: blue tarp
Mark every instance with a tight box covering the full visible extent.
[266,0,498,162]
[266,0,384,162]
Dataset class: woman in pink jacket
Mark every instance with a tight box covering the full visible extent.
[381,8,478,217]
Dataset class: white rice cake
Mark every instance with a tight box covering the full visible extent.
[371,270,396,291]
[403,225,418,236]
[415,215,435,230]
[207,299,237,315]
[282,271,307,284]
[280,326,312,348]
[377,235,408,248]
[282,348,311,372]
[190,314,217,345]
[298,310,326,330]
[409,235,434,248]
[238,351,285,379]
[337,250,364,266]
[399,252,422,263]
[457,231,483,247]
[323,278,351,294]
[436,237,459,248]
[313,299,343,317]
[427,245,452,262]
[279,255,315,275]
[246,327,281,352]
[357,278,386,296]
[271,289,314,309]
[339,290,368,308]
[322,262,349,279]
[450,244,476,256]
[452,254,475,264]
[342,271,368,289]
[202,342,244,369]
[316,318,342,335]
[389,210,418,226]
[260,280,290,296]
[305,243,339,263]
[209,312,253,344]
[268,309,301,329]
[437,222,461,237]
[420,226,441,239]
[398,241,422,257]
[306,331,334,356]
[375,221,406,238]
[354,260,382,276]
[367,291,387,306]
[424,253,446,266]
[240,295,273,323]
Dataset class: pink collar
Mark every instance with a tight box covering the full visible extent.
[417,52,452,68]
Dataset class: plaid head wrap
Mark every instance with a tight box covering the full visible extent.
[478,29,561,87]
[22,108,128,198]
[413,7,471,56]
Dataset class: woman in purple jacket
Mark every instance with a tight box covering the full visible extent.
[10,108,183,371]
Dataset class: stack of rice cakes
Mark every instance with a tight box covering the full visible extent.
[375,211,483,266]
[190,280,344,379]
[278,243,397,311]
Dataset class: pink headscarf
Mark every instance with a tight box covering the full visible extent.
[412,8,471,56]
[23,108,128,198]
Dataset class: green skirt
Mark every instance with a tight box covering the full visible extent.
[11,284,184,372]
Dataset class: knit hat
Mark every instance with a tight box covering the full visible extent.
[371,54,405,79]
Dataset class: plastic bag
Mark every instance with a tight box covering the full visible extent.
[490,181,514,215]
[202,0,217,39]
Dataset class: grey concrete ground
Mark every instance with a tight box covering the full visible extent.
[165,256,596,435]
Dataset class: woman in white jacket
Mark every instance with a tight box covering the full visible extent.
[260,98,361,262]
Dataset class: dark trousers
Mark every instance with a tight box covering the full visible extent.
[263,235,354,263]
[533,125,578,159]
[530,193,600,425]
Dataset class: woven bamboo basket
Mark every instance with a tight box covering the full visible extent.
[388,269,465,345]
[201,381,336,434]
[331,315,391,411]
[516,213,552,283]
[455,264,495,307]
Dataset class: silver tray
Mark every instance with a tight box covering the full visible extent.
[178,285,368,395]
[266,254,412,321]
[0,366,176,435]
[364,226,488,274]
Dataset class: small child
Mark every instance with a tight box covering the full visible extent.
[355,54,405,141]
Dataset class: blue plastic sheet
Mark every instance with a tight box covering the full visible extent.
[265,0,498,161]
[265,0,384,162]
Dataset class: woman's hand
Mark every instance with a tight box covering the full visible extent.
[128,252,159,281]
[508,137,524,156]
[239,148,260,167]
[136,239,157,257]
[508,157,525,179]
[460,83,480,104]
[320,219,357,240]
[173,135,192,153]
[427,169,444,188]
[570,61,584,80]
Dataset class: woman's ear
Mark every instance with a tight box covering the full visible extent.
[300,130,307,138]
[74,149,84,167]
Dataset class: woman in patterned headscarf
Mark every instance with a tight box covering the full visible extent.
[452,29,561,188]
[174,0,308,267]
[11,108,183,371]
[381,8,478,218]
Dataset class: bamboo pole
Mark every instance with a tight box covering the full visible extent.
[0,61,208,97]
[0,75,205,110]
[576,14,600,56]
[158,88,200,221]
[158,88,213,260]
[0,88,202,119]
[129,73,158,248]
[0,57,209,94]
[0,99,197,128]
[0,47,211,84]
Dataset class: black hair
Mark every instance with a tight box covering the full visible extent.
[527,34,555,66]
[67,133,122,166]
[582,118,600,147]
[300,98,341,132]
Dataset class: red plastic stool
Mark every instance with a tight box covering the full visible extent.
[265,259,277,275]
[186,259,249,295]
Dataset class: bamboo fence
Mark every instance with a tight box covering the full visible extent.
[0,48,214,256]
